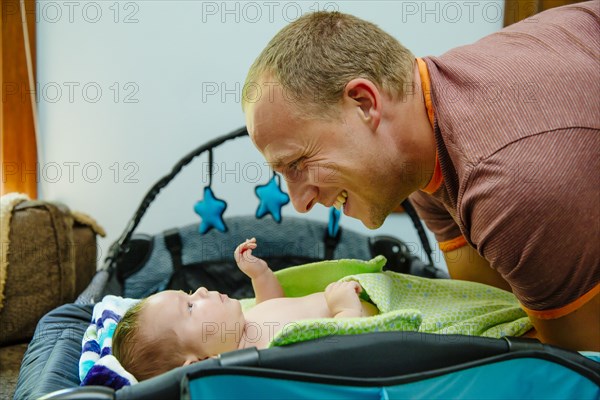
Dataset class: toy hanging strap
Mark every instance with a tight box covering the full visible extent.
[208,148,213,187]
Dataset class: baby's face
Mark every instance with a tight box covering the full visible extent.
[141,287,245,361]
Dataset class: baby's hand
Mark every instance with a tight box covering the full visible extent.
[234,238,270,279]
[325,281,363,318]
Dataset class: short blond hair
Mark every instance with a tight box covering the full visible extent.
[243,11,415,118]
[112,299,187,381]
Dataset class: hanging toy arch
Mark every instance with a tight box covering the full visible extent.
[77,127,436,304]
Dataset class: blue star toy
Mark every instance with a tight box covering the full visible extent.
[255,174,290,223]
[194,186,228,234]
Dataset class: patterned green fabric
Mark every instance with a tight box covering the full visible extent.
[269,309,422,347]
[269,270,531,347]
[240,257,532,347]
[340,271,531,337]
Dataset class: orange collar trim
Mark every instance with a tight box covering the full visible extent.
[416,58,443,195]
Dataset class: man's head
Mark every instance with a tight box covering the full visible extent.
[243,12,435,228]
[113,287,244,381]
[242,11,415,119]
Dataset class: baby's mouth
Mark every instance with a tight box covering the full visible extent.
[333,190,348,210]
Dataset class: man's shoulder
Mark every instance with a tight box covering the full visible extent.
[428,0,599,63]
[456,131,597,229]
[462,127,598,182]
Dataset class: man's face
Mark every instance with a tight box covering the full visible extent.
[245,80,411,229]
[142,287,244,359]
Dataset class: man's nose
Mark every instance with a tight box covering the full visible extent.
[286,181,318,213]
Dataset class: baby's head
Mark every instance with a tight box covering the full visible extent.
[113,287,245,381]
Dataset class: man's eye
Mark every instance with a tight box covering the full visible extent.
[289,158,304,171]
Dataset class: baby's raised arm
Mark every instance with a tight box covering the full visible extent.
[234,238,284,304]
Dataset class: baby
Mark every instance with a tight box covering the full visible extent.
[112,238,378,381]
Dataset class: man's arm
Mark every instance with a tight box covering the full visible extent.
[408,192,512,291]
[234,238,284,304]
[457,132,600,351]
[528,291,600,352]
[446,245,600,351]
[443,244,513,292]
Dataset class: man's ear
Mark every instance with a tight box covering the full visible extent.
[343,78,381,131]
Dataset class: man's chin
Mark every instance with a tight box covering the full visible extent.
[359,213,386,230]
[348,202,389,229]
[365,220,385,230]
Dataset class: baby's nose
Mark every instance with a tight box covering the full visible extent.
[194,287,209,297]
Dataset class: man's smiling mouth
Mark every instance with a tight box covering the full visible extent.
[333,190,348,210]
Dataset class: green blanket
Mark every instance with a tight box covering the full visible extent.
[241,256,532,347]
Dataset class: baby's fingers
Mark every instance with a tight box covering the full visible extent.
[241,243,257,255]
[350,281,363,294]
[243,248,254,259]
[234,243,244,261]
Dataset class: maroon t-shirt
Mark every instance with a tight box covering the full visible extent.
[410,1,600,318]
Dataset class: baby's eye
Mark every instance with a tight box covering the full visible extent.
[187,302,193,314]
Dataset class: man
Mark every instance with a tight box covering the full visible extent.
[242,2,599,351]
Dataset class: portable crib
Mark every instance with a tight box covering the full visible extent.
[13,127,600,400]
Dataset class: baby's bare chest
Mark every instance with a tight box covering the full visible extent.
[251,293,331,327]
[243,294,378,349]
[243,294,331,347]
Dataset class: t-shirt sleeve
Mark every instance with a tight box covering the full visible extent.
[409,191,467,252]
[459,130,600,318]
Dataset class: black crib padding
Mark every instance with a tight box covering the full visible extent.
[14,304,93,400]
[115,332,599,400]
[114,333,503,399]
[115,332,511,400]
[16,308,599,400]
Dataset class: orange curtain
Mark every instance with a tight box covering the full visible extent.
[504,0,585,26]
[1,0,37,198]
